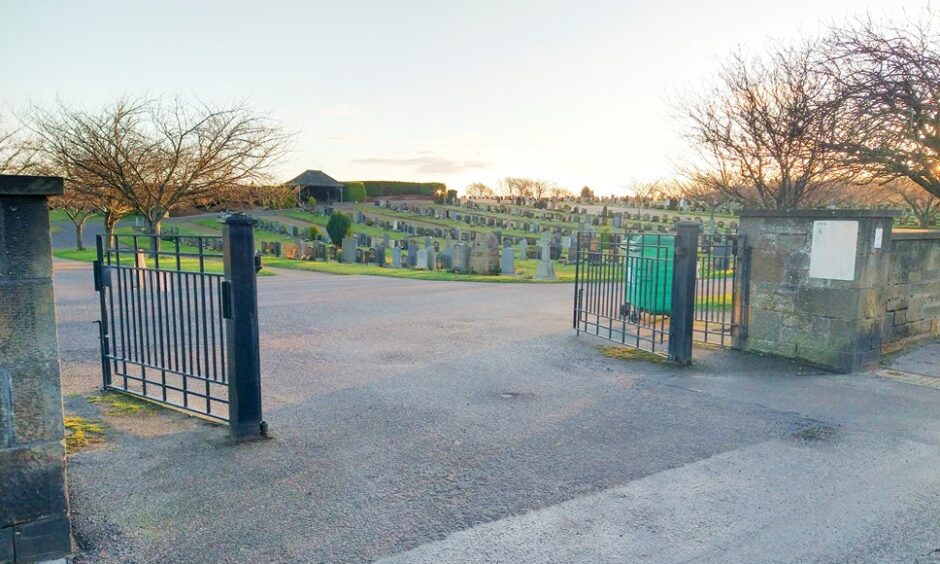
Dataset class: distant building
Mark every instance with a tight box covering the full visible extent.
[286,170,345,202]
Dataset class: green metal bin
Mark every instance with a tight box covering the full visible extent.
[624,234,675,315]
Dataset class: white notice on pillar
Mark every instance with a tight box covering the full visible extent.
[808,220,858,281]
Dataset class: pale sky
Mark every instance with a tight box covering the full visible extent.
[0,0,924,195]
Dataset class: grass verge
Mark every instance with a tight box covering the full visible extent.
[264,256,574,283]
[64,415,106,454]
[598,344,667,363]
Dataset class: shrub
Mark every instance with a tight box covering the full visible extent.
[344,182,366,202]
[306,225,319,240]
[326,212,352,245]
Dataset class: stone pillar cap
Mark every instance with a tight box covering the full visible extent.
[0,174,64,196]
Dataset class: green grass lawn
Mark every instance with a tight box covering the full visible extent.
[53,248,275,276]
[264,256,575,283]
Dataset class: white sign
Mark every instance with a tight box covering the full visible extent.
[874,227,883,249]
[808,220,858,281]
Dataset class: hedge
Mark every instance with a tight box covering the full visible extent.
[344,181,366,202]
[347,181,446,198]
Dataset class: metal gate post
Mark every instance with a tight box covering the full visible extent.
[668,222,700,365]
[223,213,266,441]
[93,235,113,388]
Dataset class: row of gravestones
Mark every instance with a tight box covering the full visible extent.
[256,218,320,241]
[259,232,560,280]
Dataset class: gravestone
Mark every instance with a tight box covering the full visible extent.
[341,237,357,263]
[416,248,429,270]
[408,241,418,268]
[392,246,402,268]
[501,239,515,275]
[426,247,436,271]
[534,232,557,280]
[469,232,500,275]
[441,244,454,270]
[518,238,528,259]
[375,245,387,267]
[452,243,469,273]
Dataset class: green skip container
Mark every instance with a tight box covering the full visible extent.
[624,234,675,316]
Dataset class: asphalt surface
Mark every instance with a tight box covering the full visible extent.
[52,260,940,563]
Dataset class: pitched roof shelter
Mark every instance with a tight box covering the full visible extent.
[286,170,345,202]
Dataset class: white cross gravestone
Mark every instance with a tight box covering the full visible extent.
[534,232,556,280]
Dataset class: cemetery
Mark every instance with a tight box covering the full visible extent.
[120,197,741,284]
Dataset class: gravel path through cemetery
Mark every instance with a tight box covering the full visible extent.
[53,260,940,563]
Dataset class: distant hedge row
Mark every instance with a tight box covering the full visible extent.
[344,181,366,202]
[345,181,446,198]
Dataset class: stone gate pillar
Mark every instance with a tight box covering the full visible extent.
[736,209,900,373]
[0,175,72,562]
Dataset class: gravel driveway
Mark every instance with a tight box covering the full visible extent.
[54,261,940,563]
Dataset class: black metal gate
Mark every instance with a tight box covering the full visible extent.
[93,213,267,441]
[573,222,749,362]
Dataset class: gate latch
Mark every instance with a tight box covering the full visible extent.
[221,280,233,319]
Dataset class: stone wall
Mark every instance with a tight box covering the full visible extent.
[0,175,72,562]
[883,232,940,353]
[736,209,898,373]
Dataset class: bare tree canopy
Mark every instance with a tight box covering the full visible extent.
[0,123,38,174]
[530,178,555,200]
[464,182,495,198]
[824,15,940,199]
[685,43,851,209]
[28,96,291,234]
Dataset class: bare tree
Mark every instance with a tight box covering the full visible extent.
[824,15,940,200]
[49,184,96,250]
[0,124,38,174]
[28,96,290,235]
[547,185,573,199]
[883,178,940,228]
[685,43,851,209]
[499,177,534,199]
[464,182,495,199]
[530,178,555,201]
[625,180,662,211]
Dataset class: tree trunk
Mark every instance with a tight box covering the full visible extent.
[75,221,85,251]
[103,210,120,239]
[918,211,934,229]
[146,214,164,253]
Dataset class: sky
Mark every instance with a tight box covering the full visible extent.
[0,0,925,195]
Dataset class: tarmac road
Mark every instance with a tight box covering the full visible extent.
[53,260,940,563]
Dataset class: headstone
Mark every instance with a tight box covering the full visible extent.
[342,237,356,263]
[469,232,500,275]
[426,247,436,271]
[416,247,429,270]
[452,243,469,273]
[501,240,515,275]
[408,241,418,267]
[534,232,557,280]
[375,245,387,267]
[518,238,528,259]
[392,246,402,268]
[441,244,454,270]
